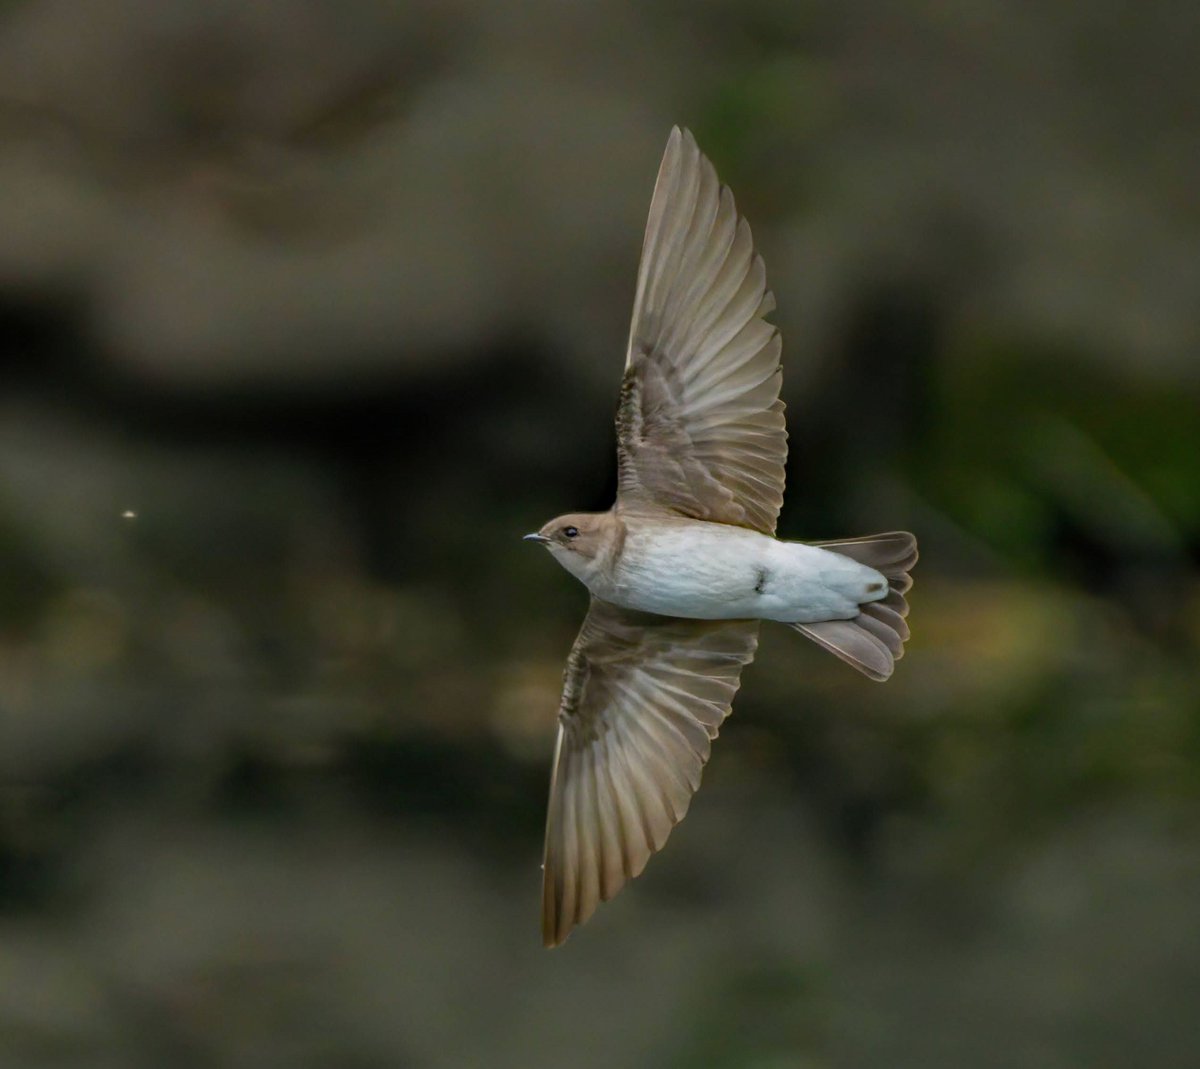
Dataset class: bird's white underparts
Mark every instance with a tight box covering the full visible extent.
[525,126,917,948]
[532,514,890,623]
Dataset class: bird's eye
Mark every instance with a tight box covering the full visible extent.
[563,526,579,539]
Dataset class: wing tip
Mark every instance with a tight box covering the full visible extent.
[542,921,566,949]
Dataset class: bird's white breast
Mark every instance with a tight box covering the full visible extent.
[588,518,886,623]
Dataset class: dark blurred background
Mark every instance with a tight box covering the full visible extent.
[1,1,1198,1066]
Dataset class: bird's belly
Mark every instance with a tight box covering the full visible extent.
[595,524,882,622]
[609,561,761,619]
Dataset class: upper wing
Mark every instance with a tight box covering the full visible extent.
[541,598,759,947]
[616,126,787,535]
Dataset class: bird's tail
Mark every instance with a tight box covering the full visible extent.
[789,532,917,682]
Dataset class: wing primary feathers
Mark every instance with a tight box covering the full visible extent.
[617,128,787,535]
[540,600,758,946]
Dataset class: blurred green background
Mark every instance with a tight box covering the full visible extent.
[1,1,1198,1066]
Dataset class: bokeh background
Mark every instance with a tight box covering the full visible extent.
[1,1,1198,1066]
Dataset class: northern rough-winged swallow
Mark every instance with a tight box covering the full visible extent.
[526,127,917,947]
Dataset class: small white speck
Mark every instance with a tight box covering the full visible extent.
[121,510,137,520]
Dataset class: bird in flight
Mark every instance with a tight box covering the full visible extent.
[525,127,917,947]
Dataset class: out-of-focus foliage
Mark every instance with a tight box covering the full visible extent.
[0,1,1197,1067]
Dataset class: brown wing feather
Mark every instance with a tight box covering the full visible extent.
[616,127,787,535]
[541,598,759,947]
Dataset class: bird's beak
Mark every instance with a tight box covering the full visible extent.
[523,532,550,545]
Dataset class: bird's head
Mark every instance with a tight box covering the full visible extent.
[524,512,615,581]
